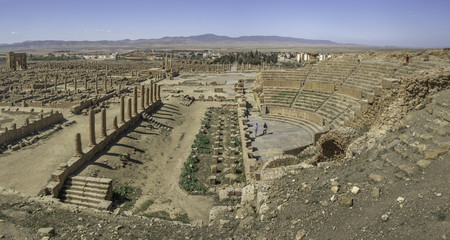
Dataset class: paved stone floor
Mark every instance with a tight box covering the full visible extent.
[247,115,312,161]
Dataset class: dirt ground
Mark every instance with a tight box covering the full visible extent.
[75,97,225,223]
[0,104,120,196]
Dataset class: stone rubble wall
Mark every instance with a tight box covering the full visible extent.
[0,110,64,145]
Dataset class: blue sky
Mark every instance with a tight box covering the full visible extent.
[0,0,449,48]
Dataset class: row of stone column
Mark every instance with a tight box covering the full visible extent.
[74,82,161,157]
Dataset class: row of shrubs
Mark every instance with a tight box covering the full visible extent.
[180,153,206,192]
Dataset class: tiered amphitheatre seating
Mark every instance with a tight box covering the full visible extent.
[316,93,360,128]
[344,61,397,92]
[391,61,441,78]
[260,71,303,82]
[306,60,358,84]
[261,70,303,107]
[292,89,332,112]
[262,114,325,138]
[263,87,298,107]
[60,176,113,210]
[297,64,313,83]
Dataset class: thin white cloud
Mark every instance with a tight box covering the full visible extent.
[10,32,17,35]
[95,29,112,33]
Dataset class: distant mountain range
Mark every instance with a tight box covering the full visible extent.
[0,34,341,52]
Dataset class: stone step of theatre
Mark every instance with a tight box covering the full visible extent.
[59,176,113,210]
[262,114,325,138]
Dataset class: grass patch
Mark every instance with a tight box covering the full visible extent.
[138,199,154,212]
[192,133,210,154]
[436,211,446,221]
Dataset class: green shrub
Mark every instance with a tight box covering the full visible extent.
[180,154,206,192]
[201,120,211,129]
[192,133,210,153]
[113,185,132,202]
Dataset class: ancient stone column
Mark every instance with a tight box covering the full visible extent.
[157,84,161,100]
[84,78,88,89]
[95,77,99,94]
[74,133,83,157]
[113,116,118,130]
[152,83,157,103]
[104,78,108,93]
[150,81,154,104]
[145,86,150,107]
[127,98,132,120]
[88,109,96,146]
[110,76,113,88]
[120,96,125,124]
[54,78,57,92]
[140,85,145,110]
[133,86,138,115]
[74,78,77,91]
[64,78,67,93]
[101,108,107,138]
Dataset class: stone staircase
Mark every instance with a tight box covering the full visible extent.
[59,176,113,210]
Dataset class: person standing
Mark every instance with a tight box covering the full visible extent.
[254,123,258,138]
[406,55,410,65]
[263,122,268,135]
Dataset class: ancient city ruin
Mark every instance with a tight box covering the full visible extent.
[6,52,27,71]
[0,47,449,239]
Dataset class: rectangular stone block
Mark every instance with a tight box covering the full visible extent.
[209,176,217,185]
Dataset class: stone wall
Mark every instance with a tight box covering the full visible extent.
[337,86,362,99]
[266,106,324,126]
[261,155,298,170]
[304,81,335,92]
[263,80,301,89]
[0,110,64,145]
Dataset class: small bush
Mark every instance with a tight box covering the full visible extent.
[113,185,132,202]
[119,154,130,162]
[201,120,210,129]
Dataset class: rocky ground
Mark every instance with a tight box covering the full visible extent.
[1,88,448,239]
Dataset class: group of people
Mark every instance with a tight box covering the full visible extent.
[254,122,268,138]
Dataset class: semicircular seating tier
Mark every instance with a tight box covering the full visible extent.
[256,58,447,137]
